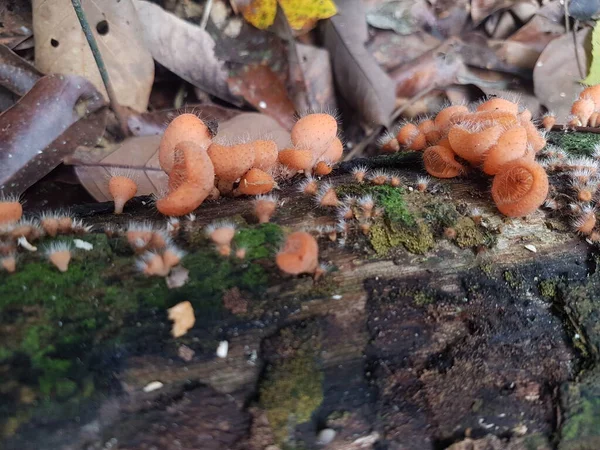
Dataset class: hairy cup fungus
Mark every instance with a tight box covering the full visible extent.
[10,219,43,241]
[390,173,402,187]
[0,194,23,226]
[126,221,155,252]
[491,159,549,217]
[137,251,169,277]
[378,133,400,153]
[297,176,319,196]
[572,206,596,235]
[291,113,338,161]
[423,145,465,178]
[352,165,369,183]
[157,141,216,217]
[252,139,279,171]
[206,221,236,256]
[434,104,469,130]
[278,147,314,172]
[416,176,430,192]
[208,142,255,184]
[236,168,275,196]
[315,182,339,207]
[159,114,212,173]
[314,161,333,176]
[570,98,596,127]
[276,231,319,275]
[542,113,556,131]
[358,194,375,218]
[254,194,278,223]
[46,242,72,272]
[322,138,344,163]
[108,173,138,214]
[1,253,16,273]
[482,126,528,175]
[476,97,519,114]
[369,170,389,185]
[448,122,504,165]
[162,245,186,271]
[396,123,426,150]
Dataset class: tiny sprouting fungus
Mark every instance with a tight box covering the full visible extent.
[254,194,278,224]
[108,173,138,214]
[46,242,72,272]
[352,165,369,183]
[297,176,319,196]
[206,221,236,256]
[315,182,339,207]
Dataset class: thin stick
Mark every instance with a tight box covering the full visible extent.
[200,0,214,29]
[573,21,585,79]
[551,124,600,134]
[71,0,128,137]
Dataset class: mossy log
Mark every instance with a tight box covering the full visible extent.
[3,132,600,450]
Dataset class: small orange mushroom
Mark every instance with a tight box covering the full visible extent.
[235,168,275,196]
[314,161,333,176]
[254,194,278,224]
[0,195,22,226]
[482,126,528,175]
[46,242,72,272]
[291,113,338,160]
[159,114,212,174]
[491,159,549,217]
[448,123,504,165]
[276,231,319,275]
[422,146,465,179]
[476,97,519,115]
[253,140,279,171]
[278,148,314,172]
[108,174,138,214]
[206,221,236,256]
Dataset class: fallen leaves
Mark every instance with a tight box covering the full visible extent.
[228,64,296,129]
[323,0,396,127]
[584,20,600,86]
[168,301,195,338]
[0,44,41,96]
[134,0,236,104]
[240,0,336,31]
[0,73,107,195]
[32,0,154,111]
[534,29,591,121]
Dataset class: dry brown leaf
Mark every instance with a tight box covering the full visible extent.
[32,0,154,112]
[322,0,396,127]
[0,44,41,96]
[134,0,235,104]
[533,28,591,121]
[70,112,290,202]
[366,31,441,71]
[470,0,516,24]
[228,64,296,130]
[0,0,32,49]
[292,42,337,114]
[0,74,107,195]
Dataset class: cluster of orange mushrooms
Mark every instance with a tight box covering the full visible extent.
[382,97,550,217]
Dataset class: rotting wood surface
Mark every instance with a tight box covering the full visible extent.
[2,149,600,450]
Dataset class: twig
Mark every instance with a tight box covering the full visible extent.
[573,21,585,79]
[564,0,570,33]
[70,0,129,138]
[200,0,214,30]
[551,124,600,134]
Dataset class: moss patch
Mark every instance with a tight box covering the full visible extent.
[259,325,324,446]
[559,370,600,450]
[454,217,491,249]
[547,131,600,156]
[369,219,434,256]
[539,280,558,299]
[0,226,279,437]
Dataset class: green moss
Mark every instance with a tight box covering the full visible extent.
[413,290,435,306]
[559,370,600,450]
[423,200,460,230]
[260,327,324,446]
[547,131,600,156]
[539,280,558,299]
[503,270,523,289]
[336,184,415,226]
[234,223,283,260]
[369,220,434,256]
[454,217,490,249]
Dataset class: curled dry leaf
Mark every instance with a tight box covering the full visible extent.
[290,42,337,114]
[322,0,396,127]
[134,0,235,104]
[471,0,518,24]
[0,0,33,49]
[0,44,41,96]
[0,74,107,195]
[390,39,466,99]
[32,0,154,112]
[228,64,296,130]
[70,112,290,202]
[534,28,591,121]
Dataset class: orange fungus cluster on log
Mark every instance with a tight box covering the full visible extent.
[384,98,550,217]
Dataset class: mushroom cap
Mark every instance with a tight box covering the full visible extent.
[236,168,275,196]
[276,231,319,275]
[0,201,22,226]
[159,114,212,173]
[208,142,255,182]
[291,113,338,159]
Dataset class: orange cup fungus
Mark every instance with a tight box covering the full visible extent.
[159,114,212,173]
[0,195,22,226]
[385,96,551,217]
[491,159,549,217]
[276,231,319,275]
[109,175,138,214]
[235,168,275,196]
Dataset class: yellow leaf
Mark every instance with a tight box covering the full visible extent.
[278,0,337,30]
[241,0,337,31]
[241,0,278,30]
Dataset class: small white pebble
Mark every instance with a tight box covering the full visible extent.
[258,101,267,109]
[331,294,342,300]
[524,244,537,253]
[316,428,336,445]
[73,239,93,251]
[216,340,229,358]
[143,381,163,392]
[17,236,37,252]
